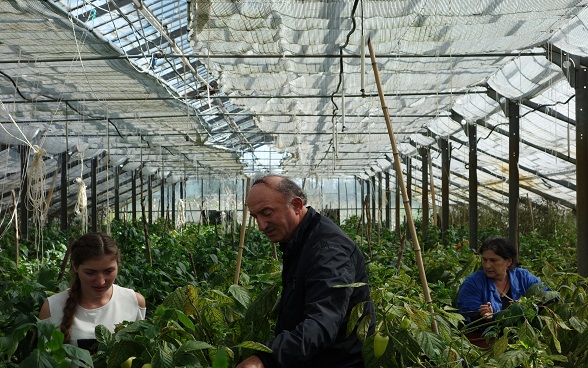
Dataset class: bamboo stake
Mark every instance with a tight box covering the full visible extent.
[234,176,251,285]
[368,38,438,333]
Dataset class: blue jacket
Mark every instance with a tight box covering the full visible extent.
[457,268,542,323]
[256,207,374,368]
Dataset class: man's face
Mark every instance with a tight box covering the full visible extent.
[247,182,302,243]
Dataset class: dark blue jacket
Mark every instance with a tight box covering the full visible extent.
[257,207,374,368]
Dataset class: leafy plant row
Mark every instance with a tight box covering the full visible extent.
[0,205,586,367]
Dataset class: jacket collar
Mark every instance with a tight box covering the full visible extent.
[279,206,317,257]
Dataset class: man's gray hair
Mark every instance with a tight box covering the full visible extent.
[251,174,307,205]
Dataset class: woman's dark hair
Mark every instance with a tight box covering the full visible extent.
[60,232,119,343]
[478,236,520,270]
[251,174,307,205]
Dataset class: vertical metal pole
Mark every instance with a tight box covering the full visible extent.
[406,156,412,240]
[148,174,153,224]
[366,178,371,223]
[160,174,165,219]
[395,174,400,237]
[371,175,376,225]
[355,178,359,217]
[468,122,478,250]
[91,156,97,232]
[576,66,588,276]
[385,171,391,229]
[172,181,177,226]
[131,169,137,222]
[60,152,68,231]
[337,177,341,223]
[420,147,429,241]
[508,99,520,251]
[377,172,383,227]
[439,138,450,245]
[114,165,120,221]
[20,146,29,239]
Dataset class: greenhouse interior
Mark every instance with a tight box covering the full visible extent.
[2,1,588,367]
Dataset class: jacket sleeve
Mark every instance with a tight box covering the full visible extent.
[259,242,358,368]
[510,268,544,300]
[457,272,486,322]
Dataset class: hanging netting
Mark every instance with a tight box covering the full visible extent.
[74,177,88,233]
[27,145,47,257]
[176,198,186,230]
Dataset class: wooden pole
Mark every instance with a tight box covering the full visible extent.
[234,176,251,285]
[368,38,438,333]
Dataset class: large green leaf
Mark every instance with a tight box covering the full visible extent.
[95,325,113,346]
[153,347,175,368]
[228,284,251,309]
[18,349,57,368]
[106,340,142,368]
[390,329,422,364]
[496,350,530,368]
[234,341,271,353]
[492,334,509,358]
[541,315,561,353]
[176,340,214,354]
[62,344,94,368]
[415,330,444,361]
[346,301,367,337]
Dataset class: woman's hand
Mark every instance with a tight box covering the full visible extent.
[479,302,493,319]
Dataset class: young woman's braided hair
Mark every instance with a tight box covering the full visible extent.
[60,232,119,343]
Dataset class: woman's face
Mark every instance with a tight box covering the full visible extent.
[74,255,118,300]
[481,249,512,280]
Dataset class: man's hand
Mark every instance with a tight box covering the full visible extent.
[235,355,264,368]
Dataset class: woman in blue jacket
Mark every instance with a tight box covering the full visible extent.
[457,236,543,325]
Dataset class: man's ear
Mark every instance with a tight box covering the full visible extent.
[291,196,304,211]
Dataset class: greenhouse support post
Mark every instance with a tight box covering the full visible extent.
[172,181,176,226]
[385,171,391,229]
[507,99,520,251]
[114,166,120,221]
[429,158,437,227]
[12,190,19,267]
[60,151,68,231]
[140,171,152,267]
[439,137,450,245]
[419,147,429,242]
[91,157,97,232]
[234,176,250,285]
[131,168,137,222]
[576,65,588,277]
[467,121,478,250]
[20,146,29,240]
[368,37,438,333]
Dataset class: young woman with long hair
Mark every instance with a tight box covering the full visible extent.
[39,232,145,353]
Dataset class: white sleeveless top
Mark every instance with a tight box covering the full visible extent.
[45,284,146,346]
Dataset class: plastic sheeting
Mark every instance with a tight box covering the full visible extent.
[1,0,587,219]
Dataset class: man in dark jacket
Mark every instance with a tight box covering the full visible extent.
[236,174,374,368]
